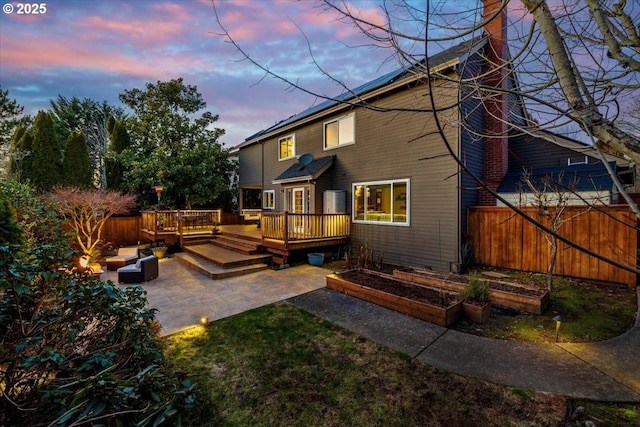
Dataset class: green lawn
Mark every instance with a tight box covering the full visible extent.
[464,275,638,343]
[164,303,570,426]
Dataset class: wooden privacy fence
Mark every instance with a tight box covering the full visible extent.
[468,206,637,287]
[102,216,142,248]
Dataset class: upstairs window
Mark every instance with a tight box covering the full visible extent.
[279,135,295,160]
[324,113,355,150]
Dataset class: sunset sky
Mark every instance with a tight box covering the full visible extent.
[0,0,429,146]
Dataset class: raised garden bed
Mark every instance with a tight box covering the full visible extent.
[326,269,461,327]
[392,268,550,315]
[462,301,491,323]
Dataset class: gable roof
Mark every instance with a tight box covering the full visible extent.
[237,36,487,149]
[272,155,335,184]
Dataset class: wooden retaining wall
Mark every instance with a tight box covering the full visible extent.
[468,206,637,287]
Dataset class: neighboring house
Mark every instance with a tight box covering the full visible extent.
[497,129,634,207]
[235,1,634,273]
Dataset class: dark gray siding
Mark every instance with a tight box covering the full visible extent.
[238,143,263,188]
[245,79,462,271]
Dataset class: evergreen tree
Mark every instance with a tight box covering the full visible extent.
[106,120,131,190]
[9,126,33,183]
[62,130,93,188]
[106,114,116,134]
[0,86,24,147]
[0,187,23,245]
[119,78,233,208]
[50,96,124,189]
[31,111,62,191]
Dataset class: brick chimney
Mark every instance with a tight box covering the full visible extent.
[479,0,509,206]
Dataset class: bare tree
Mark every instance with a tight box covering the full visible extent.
[620,97,640,137]
[50,187,137,261]
[212,0,640,275]
[519,170,592,291]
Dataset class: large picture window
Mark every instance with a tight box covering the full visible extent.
[279,135,295,160]
[353,179,409,225]
[263,190,275,209]
[324,113,354,150]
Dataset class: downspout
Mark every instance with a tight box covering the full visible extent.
[457,68,463,274]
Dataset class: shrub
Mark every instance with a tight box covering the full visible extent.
[463,273,491,304]
[0,180,195,426]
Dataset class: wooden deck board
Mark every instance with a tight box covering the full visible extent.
[184,242,271,268]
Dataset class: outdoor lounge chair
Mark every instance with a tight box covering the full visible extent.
[117,255,158,284]
[105,247,139,271]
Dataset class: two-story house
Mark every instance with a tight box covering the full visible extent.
[234,2,633,273]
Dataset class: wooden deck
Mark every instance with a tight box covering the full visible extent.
[141,210,351,265]
[219,223,349,260]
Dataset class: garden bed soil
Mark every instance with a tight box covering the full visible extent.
[326,269,461,327]
[393,268,550,315]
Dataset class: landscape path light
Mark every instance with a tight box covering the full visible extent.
[553,315,563,343]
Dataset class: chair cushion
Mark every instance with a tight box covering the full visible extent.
[117,264,141,273]
[118,247,139,257]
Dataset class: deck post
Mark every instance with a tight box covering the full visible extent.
[283,211,289,250]
[153,211,158,241]
[178,210,184,248]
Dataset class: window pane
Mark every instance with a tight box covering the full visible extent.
[354,185,365,220]
[393,182,407,223]
[339,114,354,145]
[325,121,338,148]
[263,191,275,209]
[279,136,293,159]
[366,184,391,222]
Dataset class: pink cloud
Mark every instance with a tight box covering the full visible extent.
[81,15,184,44]
[152,2,191,21]
[0,36,173,79]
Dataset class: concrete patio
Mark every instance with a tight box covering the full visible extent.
[103,257,328,336]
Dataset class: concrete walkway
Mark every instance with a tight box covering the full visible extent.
[105,258,640,402]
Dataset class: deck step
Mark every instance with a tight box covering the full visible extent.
[182,242,272,269]
[209,235,261,255]
[219,230,262,244]
[174,252,269,280]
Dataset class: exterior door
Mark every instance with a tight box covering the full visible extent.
[291,187,307,234]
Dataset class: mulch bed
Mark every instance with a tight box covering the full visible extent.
[340,270,459,308]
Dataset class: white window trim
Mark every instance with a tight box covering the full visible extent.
[278,134,296,161]
[263,190,275,209]
[323,112,355,151]
[352,179,410,226]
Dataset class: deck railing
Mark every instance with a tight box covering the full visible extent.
[262,212,351,246]
[141,209,222,237]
